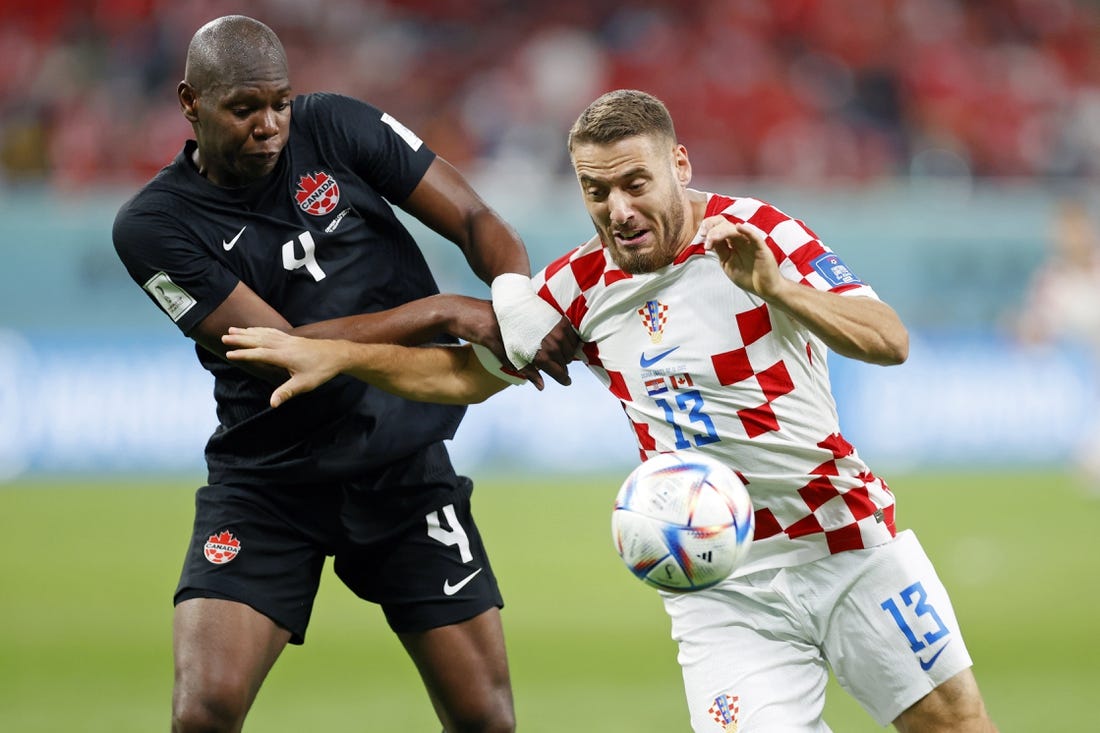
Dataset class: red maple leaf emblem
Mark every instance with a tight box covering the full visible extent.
[203,529,242,565]
[294,171,341,216]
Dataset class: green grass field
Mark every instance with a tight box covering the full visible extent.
[2,469,1096,732]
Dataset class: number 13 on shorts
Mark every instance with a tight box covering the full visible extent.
[880,581,952,668]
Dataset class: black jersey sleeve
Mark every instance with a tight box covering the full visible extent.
[297,93,437,204]
[112,192,239,336]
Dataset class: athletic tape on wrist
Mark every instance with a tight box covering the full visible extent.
[490,273,560,369]
[469,343,526,385]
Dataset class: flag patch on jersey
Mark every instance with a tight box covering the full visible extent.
[810,253,862,287]
[203,530,241,565]
[708,693,740,732]
[143,271,196,323]
[670,373,694,389]
[295,171,341,216]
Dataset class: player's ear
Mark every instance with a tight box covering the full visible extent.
[674,144,692,186]
[178,81,199,123]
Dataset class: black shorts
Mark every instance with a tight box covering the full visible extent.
[174,445,503,643]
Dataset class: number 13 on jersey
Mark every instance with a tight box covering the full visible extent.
[655,389,721,449]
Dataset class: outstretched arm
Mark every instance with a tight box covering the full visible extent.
[401,157,578,385]
[193,158,578,390]
[189,279,505,380]
[701,216,909,366]
[222,326,512,407]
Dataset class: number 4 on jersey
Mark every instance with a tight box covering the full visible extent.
[283,231,326,281]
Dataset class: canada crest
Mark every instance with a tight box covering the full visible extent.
[295,170,341,216]
[203,530,242,565]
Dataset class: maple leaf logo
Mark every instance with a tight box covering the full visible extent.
[294,171,341,216]
[203,530,242,565]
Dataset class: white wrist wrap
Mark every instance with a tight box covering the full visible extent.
[491,272,559,369]
[469,343,526,385]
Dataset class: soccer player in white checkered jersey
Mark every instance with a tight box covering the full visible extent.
[222,89,999,732]
[112,14,579,733]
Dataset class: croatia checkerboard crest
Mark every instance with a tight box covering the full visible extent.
[708,693,740,732]
[638,299,669,343]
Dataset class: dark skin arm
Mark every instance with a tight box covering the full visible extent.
[402,157,529,286]
[191,158,575,387]
[401,157,577,385]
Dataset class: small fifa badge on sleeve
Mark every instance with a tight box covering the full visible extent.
[143,271,197,322]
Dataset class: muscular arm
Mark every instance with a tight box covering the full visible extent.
[402,157,531,284]
[402,157,577,385]
[190,281,498,383]
[702,216,909,366]
[757,284,909,365]
[222,326,510,407]
[190,158,575,388]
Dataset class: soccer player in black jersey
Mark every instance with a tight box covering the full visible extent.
[112,14,574,733]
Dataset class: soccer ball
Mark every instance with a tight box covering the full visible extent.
[611,452,754,592]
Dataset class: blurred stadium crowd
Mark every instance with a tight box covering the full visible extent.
[2,0,1099,190]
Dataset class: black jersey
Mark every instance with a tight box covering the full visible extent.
[113,93,466,487]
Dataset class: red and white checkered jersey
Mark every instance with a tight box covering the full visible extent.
[533,193,897,574]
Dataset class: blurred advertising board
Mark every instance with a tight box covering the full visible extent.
[0,329,1091,482]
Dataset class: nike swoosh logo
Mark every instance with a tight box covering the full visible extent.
[918,642,950,671]
[222,226,247,251]
[639,346,680,368]
[443,567,483,596]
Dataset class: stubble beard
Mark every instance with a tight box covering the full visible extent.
[604,194,687,275]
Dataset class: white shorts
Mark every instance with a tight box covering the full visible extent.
[662,530,973,732]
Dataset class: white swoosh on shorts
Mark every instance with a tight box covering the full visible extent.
[442,567,483,596]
